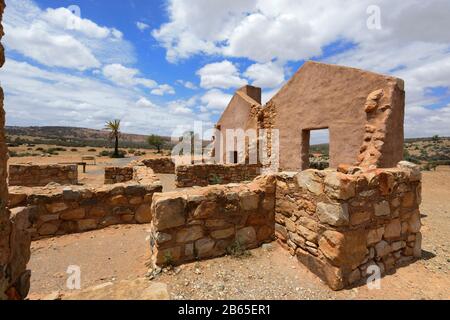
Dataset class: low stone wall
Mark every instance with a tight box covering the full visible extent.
[275,162,422,290]
[175,163,261,188]
[8,164,78,187]
[142,157,175,174]
[8,167,162,240]
[104,167,134,184]
[149,175,276,266]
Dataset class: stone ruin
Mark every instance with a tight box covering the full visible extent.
[0,0,423,299]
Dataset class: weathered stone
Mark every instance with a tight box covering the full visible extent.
[205,219,229,228]
[176,226,204,243]
[297,216,321,233]
[408,211,421,233]
[129,196,143,205]
[46,202,69,214]
[239,191,259,211]
[296,170,324,195]
[397,161,422,182]
[110,195,128,206]
[38,222,59,236]
[211,227,235,240]
[60,208,85,221]
[367,227,384,245]
[285,218,296,233]
[193,201,220,218]
[77,219,97,232]
[374,201,390,217]
[195,238,215,258]
[350,210,371,225]
[152,196,186,230]
[402,192,415,208]
[275,223,288,241]
[348,268,361,284]
[155,232,172,244]
[135,204,151,224]
[384,219,401,239]
[316,202,349,226]
[318,230,368,269]
[413,232,422,258]
[297,225,318,243]
[375,240,391,257]
[236,227,257,246]
[89,207,107,218]
[257,225,273,242]
[324,172,356,200]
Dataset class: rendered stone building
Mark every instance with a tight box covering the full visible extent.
[214,61,405,171]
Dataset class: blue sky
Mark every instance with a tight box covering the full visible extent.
[1,0,450,143]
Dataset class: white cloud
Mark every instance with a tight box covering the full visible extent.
[42,8,111,39]
[151,84,176,96]
[102,64,157,89]
[177,80,198,90]
[1,59,210,136]
[197,60,247,89]
[3,0,136,70]
[200,89,232,112]
[244,62,285,88]
[136,21,150,32]
[136,97,157,108]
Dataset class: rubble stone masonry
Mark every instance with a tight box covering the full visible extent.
[8,167,162,240]
[275,162,422,290]
[9,164,78,187]
[149,175,276,266]
[142,157,175,174]
[104,166,134,184]
[176,163,261,188]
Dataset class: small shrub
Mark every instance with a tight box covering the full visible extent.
[209,174,222,185]
[88,148,96,152]
[226,240,251,258]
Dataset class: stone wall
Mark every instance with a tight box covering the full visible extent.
[104,167,134,184]
[149,175,276,267]
[9,164,78,187]
[8,167,162,240]
[175,163,261,188]
[142,157,175,174]
[274,162,422,290]
[0,0,32,300]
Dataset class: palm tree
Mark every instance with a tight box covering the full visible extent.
[105,119,121,157]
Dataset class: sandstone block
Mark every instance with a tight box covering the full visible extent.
[367,227,384,245]
[239,191,259,211]
[176,226,204,243]
[324,172,356,200]
[374,201,390,217]
[152,196,186,230]
[316,202,349,226]
[296,170,324,195]
[384,219,401,239]
[135,204,152,224]
[375,240,391,257]
[60,208,85,221]
[211,227,235,240]
[236,227,257,247]
[46,202,69,214]
[195,238,215,258]
[77,219,98,232]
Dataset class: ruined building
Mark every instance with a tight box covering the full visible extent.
[214,61,405,171]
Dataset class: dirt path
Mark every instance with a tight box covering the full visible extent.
[27,171,450,300]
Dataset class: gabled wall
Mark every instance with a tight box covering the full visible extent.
[214,85,262,164]
[266,61,405,171]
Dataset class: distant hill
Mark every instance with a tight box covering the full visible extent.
[5,126,174,149]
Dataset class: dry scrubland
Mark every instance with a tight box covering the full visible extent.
[26,169,449,300]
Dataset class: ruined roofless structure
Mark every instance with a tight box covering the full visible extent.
[214,61,405,171]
